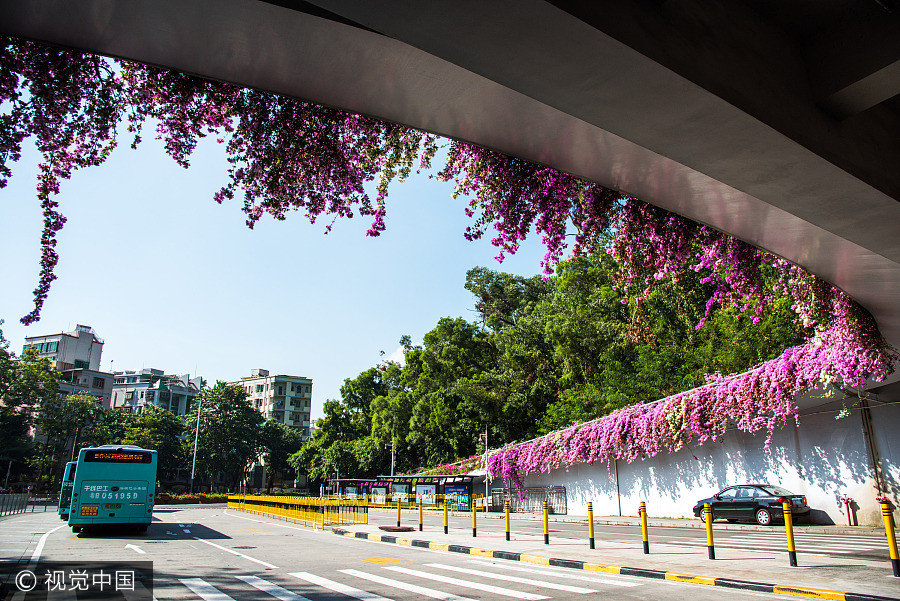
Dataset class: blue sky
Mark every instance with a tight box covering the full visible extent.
[0,133,552,418]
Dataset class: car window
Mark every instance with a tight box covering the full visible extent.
[717,488,737,499]
[760,486,793,497]
[736,487,755,498]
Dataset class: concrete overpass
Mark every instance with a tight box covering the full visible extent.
[3,0,899,383]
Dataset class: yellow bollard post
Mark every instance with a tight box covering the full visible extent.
[543,501,550,545]
[880,500,900,577]
[587,502,595,549]
[781,499,798,566]
[396,499,401,528]
[472,502,477,537]
[704,503,715,559]
[444,500,449,534]
[418,499,423,532]
[505,500,511,541]
[640,502,649,554]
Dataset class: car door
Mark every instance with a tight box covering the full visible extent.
[731,486,758,521]
[710,486,738,519]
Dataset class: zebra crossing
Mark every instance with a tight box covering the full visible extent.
[173,559,640,601]
[670,532,888,556]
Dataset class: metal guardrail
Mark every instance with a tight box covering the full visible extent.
[0,494,31,517]
[227,495,368,527]
[321,493,485,512]
[490,486,567,515]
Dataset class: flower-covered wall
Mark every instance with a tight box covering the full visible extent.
[512,386,900,526]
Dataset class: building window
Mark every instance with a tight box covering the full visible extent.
[125,391,133,400]
[92,377,105,389]
[75,359,89,369]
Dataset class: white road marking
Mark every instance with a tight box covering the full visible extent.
[674,540,850,553]
[290,572,393,601]
[384,565,549,600]
[180,578,235,601]
[192,536,278,569]
[183,529,192,534]
[467,560,640,587]
[29,525,63,565]
[125,544,145,554]
[340,569,477,601]
[237,575,314,601]
[426,563,597,594]
[715,536,882,550]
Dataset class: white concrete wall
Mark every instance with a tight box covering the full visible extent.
[518,389,899,526]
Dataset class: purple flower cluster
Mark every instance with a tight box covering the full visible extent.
[488,279,897,494]
[4,39,896,467]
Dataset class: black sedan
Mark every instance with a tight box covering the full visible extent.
[693,484,810,526]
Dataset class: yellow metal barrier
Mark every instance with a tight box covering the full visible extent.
[227,495,368,527]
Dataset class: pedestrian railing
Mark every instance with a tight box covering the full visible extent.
[0,494,30,517]
[227,495,368,527]
[490,486,567,515]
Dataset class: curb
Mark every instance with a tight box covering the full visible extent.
[329,527,898,601]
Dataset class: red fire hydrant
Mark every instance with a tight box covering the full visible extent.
[841,494,854,526]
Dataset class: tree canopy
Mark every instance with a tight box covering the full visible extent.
[294,257,813,479]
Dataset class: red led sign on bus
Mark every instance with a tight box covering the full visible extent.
[84,451,152,464]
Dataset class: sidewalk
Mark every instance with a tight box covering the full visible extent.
[515,512,890,536]
[331,511,900,601]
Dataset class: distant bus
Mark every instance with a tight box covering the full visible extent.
[58,461,77,520]
[68,445,157,533]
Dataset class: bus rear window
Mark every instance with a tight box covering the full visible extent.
[84,450,152,463]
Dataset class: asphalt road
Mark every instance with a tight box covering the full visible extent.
[0,506,800,601]
[384,510,893,561]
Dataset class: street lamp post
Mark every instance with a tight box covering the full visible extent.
[386,441,395,476]
[479,427,489,508]
[189,397,202,494]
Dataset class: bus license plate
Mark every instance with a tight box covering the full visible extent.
[104,503,122,509]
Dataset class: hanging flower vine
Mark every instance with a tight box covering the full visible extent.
[3,38,897,486]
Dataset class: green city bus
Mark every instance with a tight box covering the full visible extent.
[68,445,157,533]
[57,461,77,520]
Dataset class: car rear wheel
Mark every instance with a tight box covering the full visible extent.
[755,508,773,526]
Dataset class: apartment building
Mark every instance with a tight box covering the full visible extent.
[110,368,203,416]
[24,324,114,408]
[231,369,312,440]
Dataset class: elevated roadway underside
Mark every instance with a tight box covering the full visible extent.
[3,0,899,384]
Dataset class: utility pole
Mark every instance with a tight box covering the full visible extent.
[189,397,203,494]
[479,426,489,508]
[390,441,395,477]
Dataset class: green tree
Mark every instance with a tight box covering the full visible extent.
[0,324,38,485]
[124,405,185,479]
[464,267,553,331]
[80,408,138,448]
[32,393,99,490]
[183,382,264,491]
[260,419,304,491]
